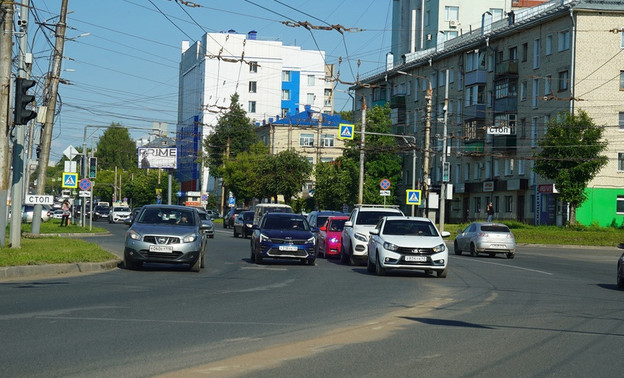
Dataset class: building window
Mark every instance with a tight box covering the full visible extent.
[518,159,525,175]
[490,8,503,21]
[617,196,624,214]
[558,30,570,51]
[466,51,485,72]
[300,133,314,147]
[249,61,258,73]
[249,81,257,93]
[282,71,291,81]
[474,197,482,215]
[465,85,485,106]
[445,6,459,21]
[505,196,513,212]
[522,43,528,62]
[282,89,291,100]
[493,159,500,177]
[464,163,470,181]
[618,153,624,171]
[520,118,527,138]
[445,31,458,40]
[546,34,553,55]
[248,101,256,113]
[321,157,334,163]
[619,112,624,130]
[520,81,527,101]
[321,133,334,147]
[307,75,315,86]
[620,71,624,91]
[531,117,538,147]
[533,38,540,69]
[509,46,518,60]
[558,70,569,91]
[545,75,552,95]
[281,108,288,117]
[505,159,514,176]
[532,78,539,108]
[307,93,315,104]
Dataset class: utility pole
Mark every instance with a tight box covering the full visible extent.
[439,69,449,232]
[358,97,366,205]
[10,0,32,247]
[31,0,68,234]
[0,2,15,247]
[423,78,432,219]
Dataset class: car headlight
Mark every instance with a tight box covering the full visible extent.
[306,236,315,244]
[354,233,368,242]
[183,234,198,243]
[260,233,271,243]
[432,243,446,253]
[127,230,141,240]
[329,237,339,244]
[383,241,399,251]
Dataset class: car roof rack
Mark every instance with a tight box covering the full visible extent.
[354,204,400,209]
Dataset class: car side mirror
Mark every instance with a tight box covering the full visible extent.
[320,226,327,231]
[369,229,379,235]
[344,221,353,228]
[441,231,451,238]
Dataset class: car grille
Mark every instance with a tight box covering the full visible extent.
[145,251,183,260]
[264,247,312,257]
[397,247,435,255]
[269,238,309,245]
[143,236,181,244]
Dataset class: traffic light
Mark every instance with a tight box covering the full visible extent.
[89,157,97,179]
[14,77,37,125]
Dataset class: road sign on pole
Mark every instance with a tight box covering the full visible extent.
[406,189,422,205]
[338,123,354,140]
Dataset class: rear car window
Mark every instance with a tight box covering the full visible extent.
[356,210,403,225]
[481,225,511,232]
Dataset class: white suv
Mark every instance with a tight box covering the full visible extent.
[109,206,131,223]
[341,205,404,265]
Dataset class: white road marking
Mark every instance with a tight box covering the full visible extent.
[459,258,553,275]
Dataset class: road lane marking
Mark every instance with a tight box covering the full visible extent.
[458,258,553,275]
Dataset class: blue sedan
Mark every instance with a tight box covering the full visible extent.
[250,212,317,265]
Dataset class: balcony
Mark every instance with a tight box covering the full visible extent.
[465,70,487,86]
[492,134,517,153]
[495,60,519,76]
[390,94,406,108]
[372,99,387,107]
[494,97,518,113]
[464,104,486,120]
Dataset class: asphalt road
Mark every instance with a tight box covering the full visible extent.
[1,222,623,377]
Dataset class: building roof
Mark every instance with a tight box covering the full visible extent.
[269,105,349,128]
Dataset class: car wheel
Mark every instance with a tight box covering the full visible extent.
[470,243,477,257]
[617,262,624,289]
[200,250,206,268]
[306,258,315,266]
[454,241,461,255]
[210,234,214,239]
[507,252,515,259]
[242,229,246,238]
[190,255,201,272]
[255,251,263,264]
[250,248,256,262]
[375,252,386,276]
[223,221,227,229]
[437,268,448,278]
[233,228,239,238]
[367,255,375,273]
[340,242,349,264]
[489,253,496,258]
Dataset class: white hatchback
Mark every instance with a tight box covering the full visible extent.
[367,216,451,277]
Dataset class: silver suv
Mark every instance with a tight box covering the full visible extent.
[341,205,404,265]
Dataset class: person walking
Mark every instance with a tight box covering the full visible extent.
[60,200,71,227]
[486,202,494,223]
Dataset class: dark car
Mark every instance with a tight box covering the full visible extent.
[93,205,110,221]
[617,243,624,289]
[196,208,215,239]
[233,210,254,238]
[307,210,345,229]
[123,205,209,272]
[250,212,317,265]
[223,207,247,229]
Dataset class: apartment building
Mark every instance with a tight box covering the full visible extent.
[356,0,624,226]
[390,0,549,64]
[176,31,334,197]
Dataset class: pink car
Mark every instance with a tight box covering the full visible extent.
[317,215,349,259]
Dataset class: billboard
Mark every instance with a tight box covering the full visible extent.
[138,147,177,169]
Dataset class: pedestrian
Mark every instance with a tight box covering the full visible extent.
[60,200,70,227]
[486,202,494,223]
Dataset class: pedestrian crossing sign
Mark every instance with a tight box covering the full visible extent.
[338,123,354,140]
[62,172,78,188]
[406,189,422,205]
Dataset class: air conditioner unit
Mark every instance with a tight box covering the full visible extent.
[427,34,432,41]
[449,20,458,28]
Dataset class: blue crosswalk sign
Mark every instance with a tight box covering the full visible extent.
[62,172,78,188]
[338,123,354,140]
[406,189,422,205]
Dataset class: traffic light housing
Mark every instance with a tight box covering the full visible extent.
[14,77,37,125]
[89,157,97,179]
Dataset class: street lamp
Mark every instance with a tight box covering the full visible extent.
[397,70,433,218]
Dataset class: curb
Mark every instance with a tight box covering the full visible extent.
[0,259,121,281]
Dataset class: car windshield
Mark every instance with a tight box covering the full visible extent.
[263,216,308,230]
[481,225,511,233]
[138,208,196,226]
[383,220,439,236]
[114,207,130,212]
[356,211,402,225]
[242,212,254,221]
[328,219,347,231]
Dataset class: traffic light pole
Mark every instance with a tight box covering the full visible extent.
[0,3,14,247]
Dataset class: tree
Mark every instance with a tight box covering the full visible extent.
[221,142,268,206]
[533,110,608,225]
[257,149,312,203]
[96,123,138,170]
[203,93,258,178]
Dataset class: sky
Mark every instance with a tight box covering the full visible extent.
[26,0,393,163]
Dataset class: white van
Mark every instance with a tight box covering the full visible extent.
[253,203,293,225]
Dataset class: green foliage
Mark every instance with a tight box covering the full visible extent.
[339,110,353,122]
[257,149,313,203]
[96,123,138,170]
[123,170,180,207]
[314,159,356,210]
[0,237,115,266]
[221,142,268,206]
[533,110,608,223]
[203,93,258,177]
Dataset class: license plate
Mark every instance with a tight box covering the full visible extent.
[279,245,298,252]
[490,244,507,249]
[405,255,427,262]
[149,245,173,253]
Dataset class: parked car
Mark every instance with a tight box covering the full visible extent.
[92,205,110,221]
[454,222,516,259]
[21,205,51,223]
[51,209,64,219]
[341,205,404,265]
[617,243,624,289]
[196,208,215,239]
[205,209,219,220]
[316,215,349,259]
[250,212,316,265]
[223,207,247,229]
[109,205,132,224]
[367,216,451,277]
[233,210,254,238]
[124,204,209,272]
[306,210,345,229]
